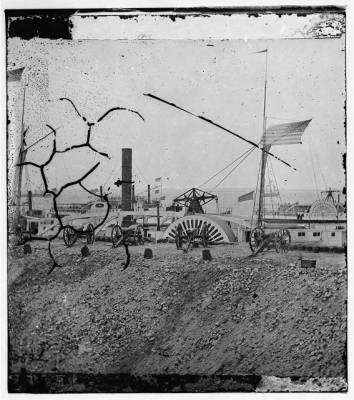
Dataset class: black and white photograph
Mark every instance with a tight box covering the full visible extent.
[4,2,350,394]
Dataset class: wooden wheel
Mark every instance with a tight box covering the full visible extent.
[249,227,265,253]
[134,224,145,245]
[165,215,234,245]
[111,224,123,248]
[86,223,95,245]
[63,225,77,247]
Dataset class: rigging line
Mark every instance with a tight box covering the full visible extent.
[102,165,117,189]
[318,163,328,192]
[135,166,148,184]
[313,145,328,191]
[211,147,256,190]
[307,142,321,200]
[209,189,253,193]
[211,147,255,191]
[266,162,274,214]
[269,158,283,206]
[144,93,295,170]
[199,146,255,188]
[24,126,62,152]
[132,167,145,185]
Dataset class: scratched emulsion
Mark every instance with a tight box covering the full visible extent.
[6,8,346,392]
[13,99,143,273]
[7,42,144,273]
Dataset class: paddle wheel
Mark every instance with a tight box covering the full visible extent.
[163,188,237,246]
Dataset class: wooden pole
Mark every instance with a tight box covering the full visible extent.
[157,201,160,231]
[15,87,26,227]
[257,49,269,227]
[28,190,32,216]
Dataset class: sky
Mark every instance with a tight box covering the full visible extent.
[7,11,346,201]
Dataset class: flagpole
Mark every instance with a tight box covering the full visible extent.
[257,49,271,227]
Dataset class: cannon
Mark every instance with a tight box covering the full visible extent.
[63,223,95,247]
[249,227,291,255]
[111,223,145,248]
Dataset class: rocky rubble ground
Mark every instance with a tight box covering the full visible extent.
[8,240,347,386]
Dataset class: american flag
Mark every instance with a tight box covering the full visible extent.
[155,177,162,182]
[7,67,25,82]
[260,119,311,146]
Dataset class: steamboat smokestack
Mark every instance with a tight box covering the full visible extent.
[121,148,132,211]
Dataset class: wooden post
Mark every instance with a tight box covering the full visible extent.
[28,190,32,216]
[157,201,160,231]
[122,148,132,211]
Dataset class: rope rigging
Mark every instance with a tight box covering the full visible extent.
[199,146,255,188]
[307,141,321,200]
[211,147,256,191]
[266,162,274,214]
[269,157,283,206]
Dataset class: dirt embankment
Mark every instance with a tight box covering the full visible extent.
[8,241,347,384]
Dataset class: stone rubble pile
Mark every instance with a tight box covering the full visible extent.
[8,242,346,381]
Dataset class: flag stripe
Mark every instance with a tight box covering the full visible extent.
[261,119,311,146]
[265,137,303,142]
[263,135,303,141]
[261,138,303,145]
[261,135,303,141]
[265,133,305,137]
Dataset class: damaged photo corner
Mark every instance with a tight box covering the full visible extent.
[3,1,351,396]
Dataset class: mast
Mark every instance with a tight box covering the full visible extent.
[257,49,270,227]
[15,87,26,225]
